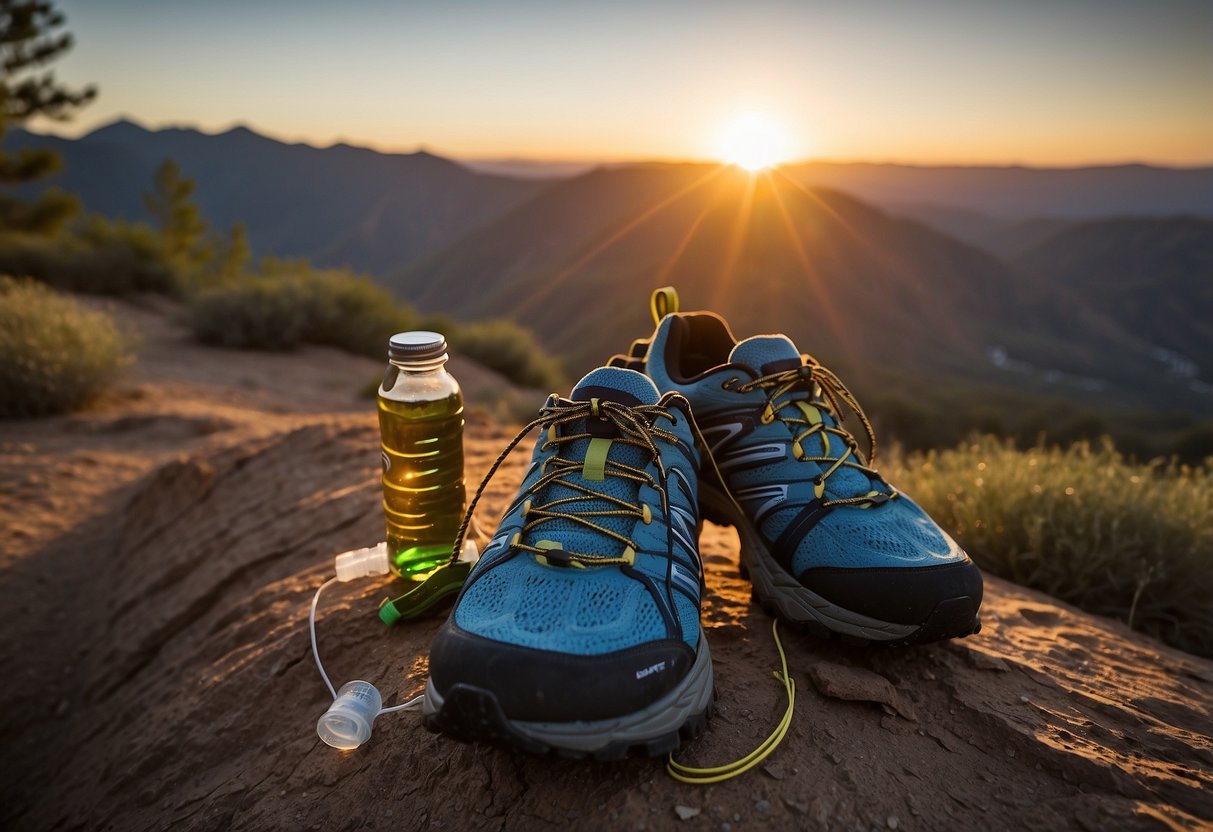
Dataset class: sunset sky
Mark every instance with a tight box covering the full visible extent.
[44,0,1213,166]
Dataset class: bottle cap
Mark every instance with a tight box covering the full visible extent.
[388,331,447,363]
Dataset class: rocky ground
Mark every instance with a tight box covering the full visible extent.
[1,299,1211,831]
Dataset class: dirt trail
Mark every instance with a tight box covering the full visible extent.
[1,301,1211,831]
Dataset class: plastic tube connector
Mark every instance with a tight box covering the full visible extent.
[334,543,390,582]
[316,680,382,750]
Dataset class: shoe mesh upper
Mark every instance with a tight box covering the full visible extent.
[452,366,700,656]
[647,317,969,574]
[455,556,665,653]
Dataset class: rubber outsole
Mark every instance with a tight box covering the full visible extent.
[423,633,715,761]
[700,485,981,647]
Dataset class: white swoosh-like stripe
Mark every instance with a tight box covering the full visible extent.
[733,483,790,525]
[670,563,700,600]
[669,505,698,555]
[699,421,746,453]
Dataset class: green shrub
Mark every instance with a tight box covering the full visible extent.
[185,269,563,391]
[185,268,413,354]
[450,319,564,390]
[0,277,136,417]
[887,436,1213,656]
[0,219,179,296]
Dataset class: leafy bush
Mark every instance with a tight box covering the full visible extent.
[0,277,136,417]
[185,268,563,391]
[450,319,564,390]
[887,437,1213,656]
[0,219,179,295]
[186,268,413,354]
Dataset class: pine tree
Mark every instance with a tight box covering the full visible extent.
[0,0,96,233]
[143,157,210,265]
[216,222,251,280]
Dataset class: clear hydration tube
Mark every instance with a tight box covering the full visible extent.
[309,546,425,750]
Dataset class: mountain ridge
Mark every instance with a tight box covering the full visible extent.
[4,120,547,274]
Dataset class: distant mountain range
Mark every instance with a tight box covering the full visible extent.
[785,161,1213,220]
[388,163,1211,413]
[1015,216,1213,379]
[5,119,1211,424]
[3,120,545,274]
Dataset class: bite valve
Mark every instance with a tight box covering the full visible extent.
[334,542,391,582]
[317,680,382,750]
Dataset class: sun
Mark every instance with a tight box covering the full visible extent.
[717,113,792,171]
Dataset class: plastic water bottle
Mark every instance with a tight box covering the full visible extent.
[377,331,466,579]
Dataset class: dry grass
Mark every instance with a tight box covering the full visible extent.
[887,436,1213,656]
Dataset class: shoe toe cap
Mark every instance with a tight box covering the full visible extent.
[797,558,984,627]
[428,621,696,722]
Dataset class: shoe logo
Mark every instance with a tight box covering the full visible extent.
[636,661,666,680]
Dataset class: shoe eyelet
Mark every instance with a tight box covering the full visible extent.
[642,504,652,525]
[720,376,740,391]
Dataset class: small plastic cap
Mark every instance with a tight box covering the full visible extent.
[388,331,447,363]
[317,680,382,750]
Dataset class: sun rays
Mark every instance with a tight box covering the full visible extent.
[506,158,873,361]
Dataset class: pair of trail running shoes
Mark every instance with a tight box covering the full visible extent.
[424,290,983,760]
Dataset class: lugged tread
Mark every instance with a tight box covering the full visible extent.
[423,687,716,761]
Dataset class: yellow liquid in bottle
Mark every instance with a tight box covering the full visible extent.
[377,390,466,579]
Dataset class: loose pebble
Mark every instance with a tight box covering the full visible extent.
[674,805,700,821]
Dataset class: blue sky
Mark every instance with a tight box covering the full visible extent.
[43,0,1213,164]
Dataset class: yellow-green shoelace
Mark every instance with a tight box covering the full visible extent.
[667,619,795,785]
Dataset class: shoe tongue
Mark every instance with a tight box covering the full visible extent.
[533,367,659,557]
[571,366,660,406]
[728,335,803,375]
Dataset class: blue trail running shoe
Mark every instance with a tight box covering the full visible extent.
[614,289,982,646]
[423,367,713,759]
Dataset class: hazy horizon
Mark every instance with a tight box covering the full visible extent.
[37,0,1213,168]
[36,113,1213,173]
